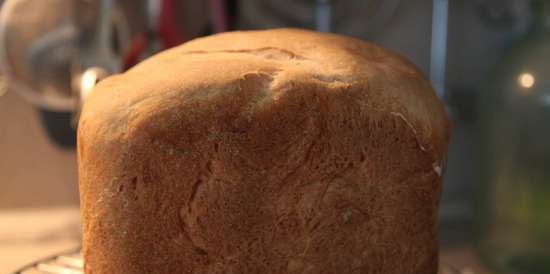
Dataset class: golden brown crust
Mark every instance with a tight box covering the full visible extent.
[78,28,450,274]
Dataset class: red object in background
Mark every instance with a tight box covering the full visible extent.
[210,0,228,33]
[125,0,230,68]
[159,0,185,49]
[122,33,148,70]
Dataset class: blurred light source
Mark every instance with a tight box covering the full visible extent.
[518,72,535,89]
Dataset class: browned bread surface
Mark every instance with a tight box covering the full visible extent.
[78,28,450,274]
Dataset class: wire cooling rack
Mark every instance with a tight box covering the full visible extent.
[11,247,83,274]
[11,247,464,274]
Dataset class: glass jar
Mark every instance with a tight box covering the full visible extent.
[476,1,550,274]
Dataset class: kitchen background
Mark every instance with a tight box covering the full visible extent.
[0,0,548,274]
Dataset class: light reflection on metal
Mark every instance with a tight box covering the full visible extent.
[37,263,83,274]
[80,67,108,104]
[430,0,449,100]
[315,0,331,32]
[56,256,84,269]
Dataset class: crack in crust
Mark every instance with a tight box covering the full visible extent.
[183,47,309,61]
[390,112,430,152]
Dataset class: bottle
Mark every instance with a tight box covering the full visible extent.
[476,1,550,273]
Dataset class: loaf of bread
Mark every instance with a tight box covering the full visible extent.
[78,28,450,274]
